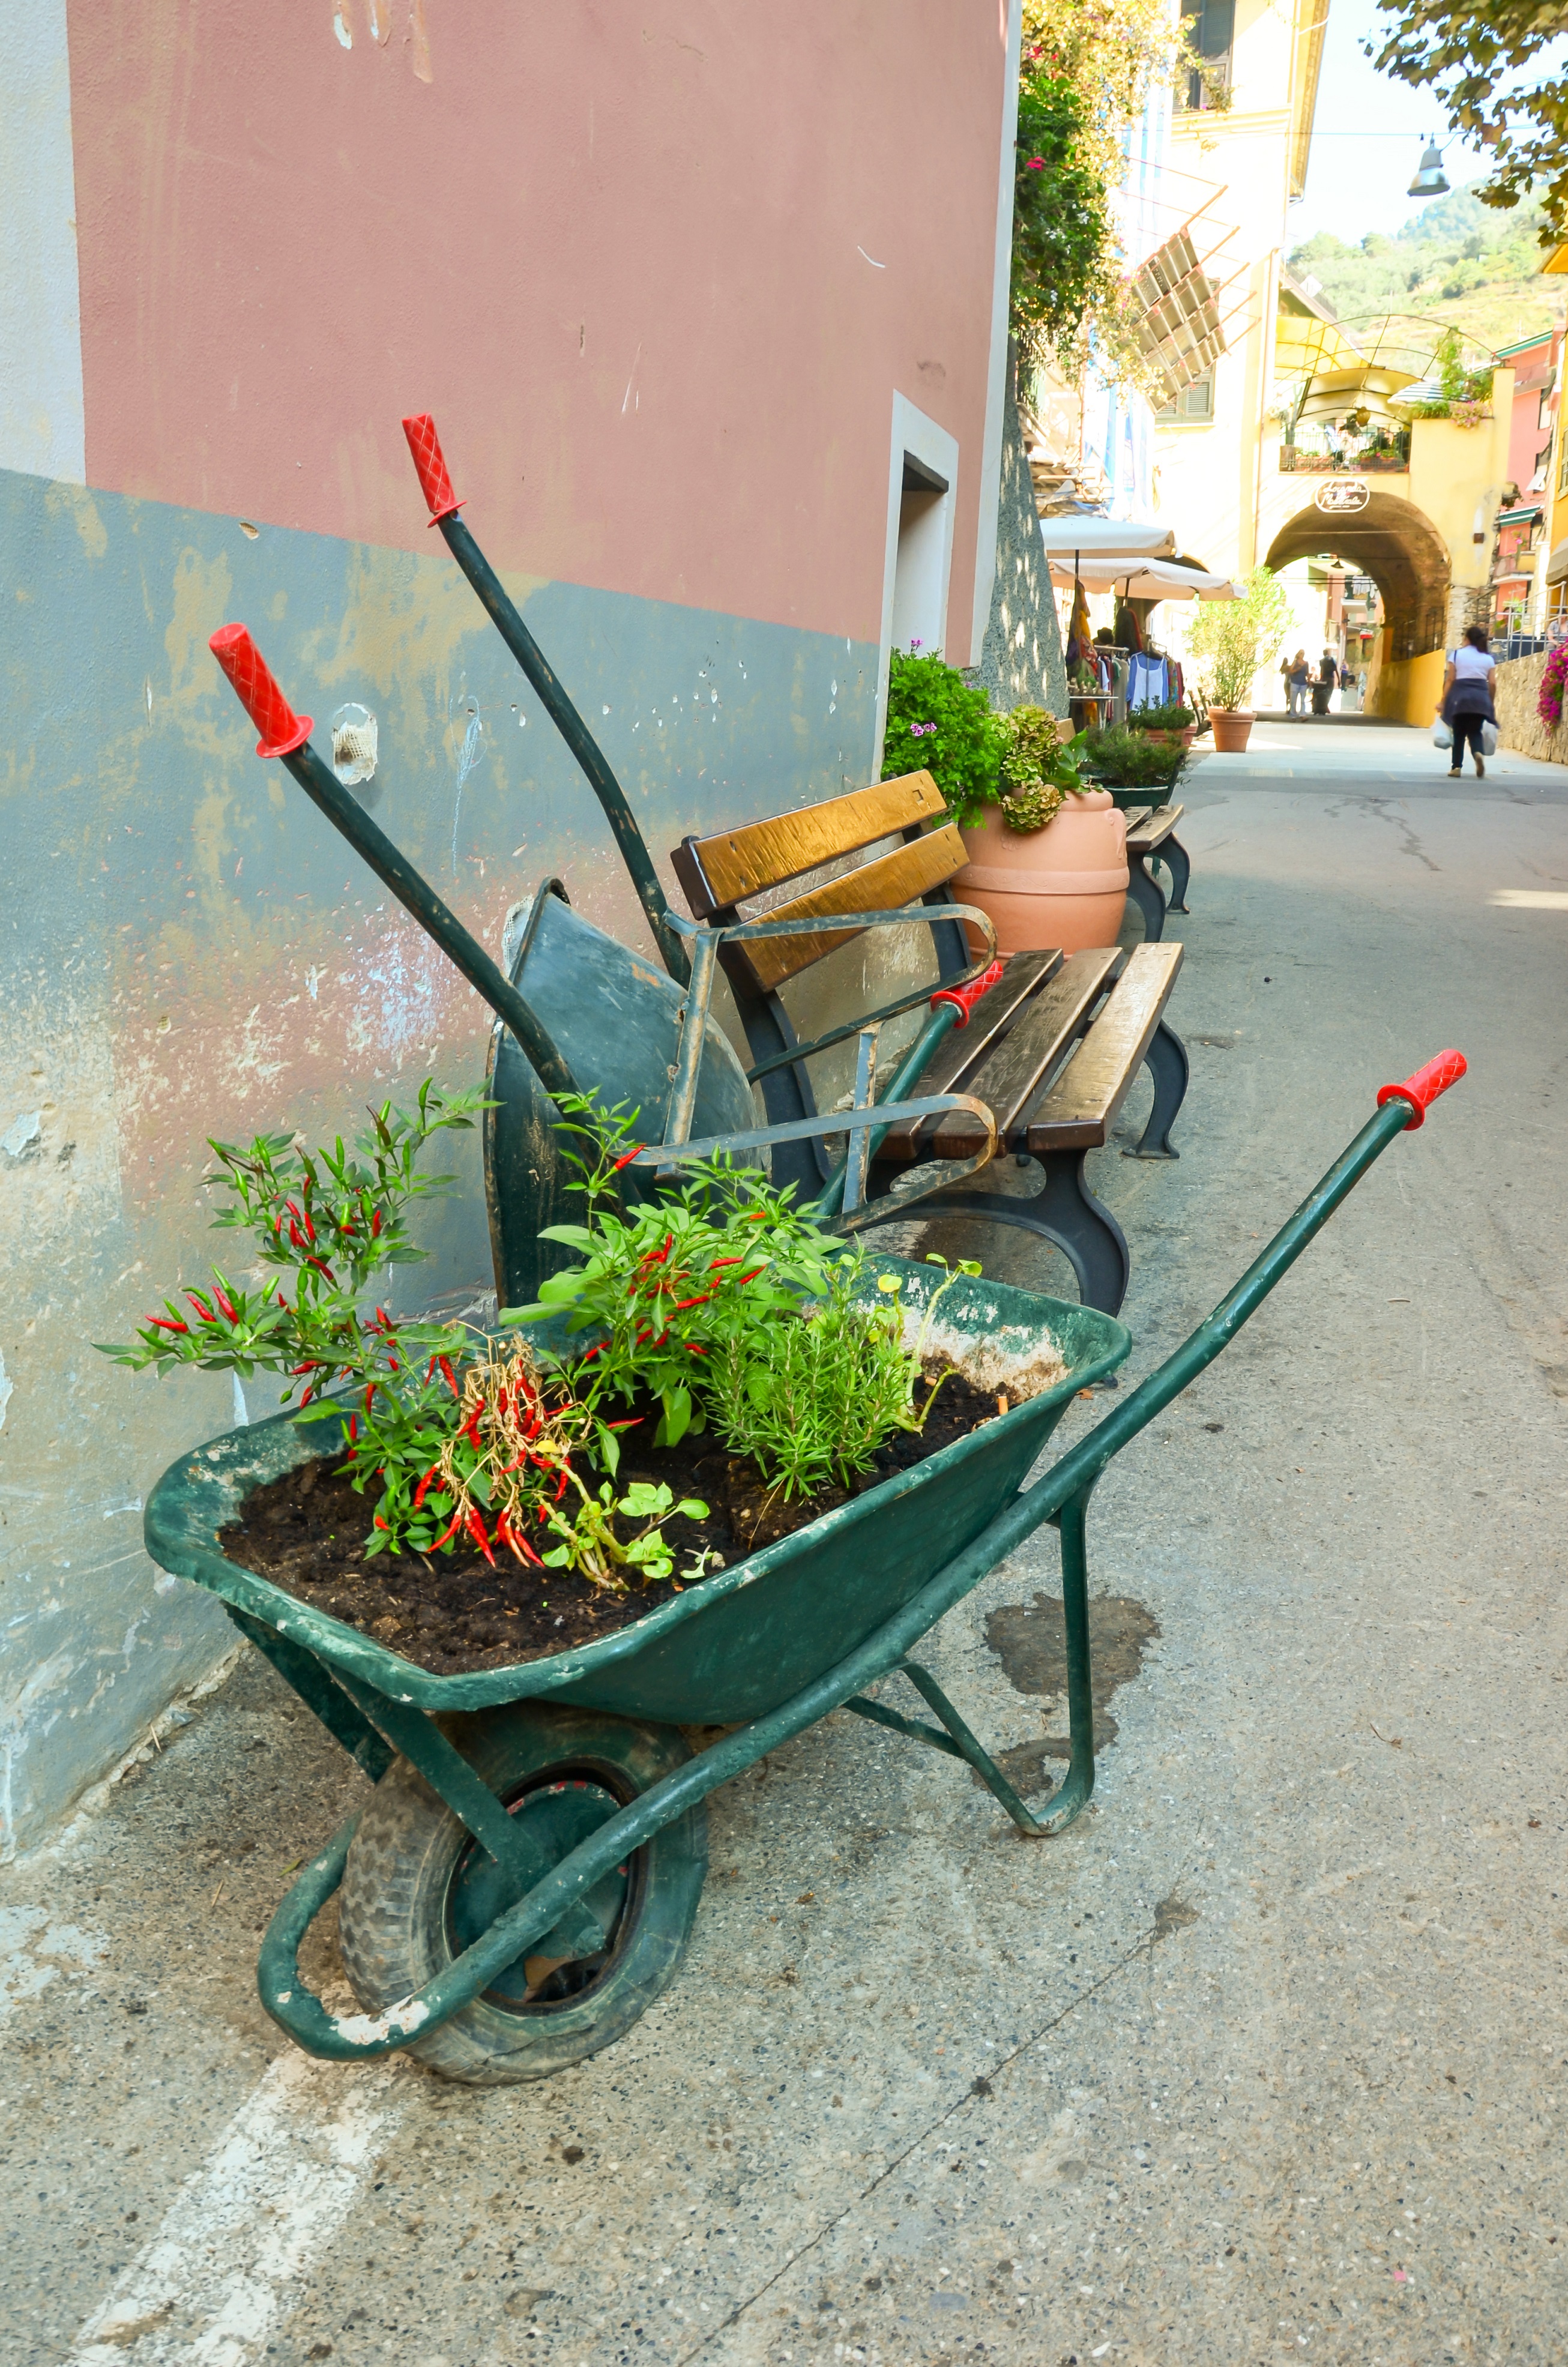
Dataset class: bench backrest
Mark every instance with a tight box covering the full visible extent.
[669,770,972,1196]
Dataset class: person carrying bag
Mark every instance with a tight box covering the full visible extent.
[1438,627,1497,779]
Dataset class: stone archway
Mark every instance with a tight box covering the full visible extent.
[1265,490,1451,665]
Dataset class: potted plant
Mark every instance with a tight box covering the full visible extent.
[1125,701,1196,750]
[882,650,1125,956]
[1183,567,1291,753]
[1078,721,1187,807]
[948,705,1129,955]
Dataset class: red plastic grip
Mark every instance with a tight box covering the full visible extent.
[402,412,463,524]
[930,959,1004,1029]
[1376,1048,1467,1129]
[208,624,312,759]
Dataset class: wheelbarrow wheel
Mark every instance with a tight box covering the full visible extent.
[338,1702,706,2086]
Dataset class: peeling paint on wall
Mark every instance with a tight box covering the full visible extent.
[0,465,878,1853]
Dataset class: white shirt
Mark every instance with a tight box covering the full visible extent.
[1453,645,1492,680]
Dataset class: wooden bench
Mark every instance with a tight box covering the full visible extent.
[671,774,1188,1313]
[1120,803,1190,942]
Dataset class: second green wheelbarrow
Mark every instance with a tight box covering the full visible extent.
[144,1048,1465,2084]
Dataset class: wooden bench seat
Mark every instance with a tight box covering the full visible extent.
[672,777,1189,1313]
[1120,802,1190,942]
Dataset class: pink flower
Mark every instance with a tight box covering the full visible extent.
[1027,157,1046,170]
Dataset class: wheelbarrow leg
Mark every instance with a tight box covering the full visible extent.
[894,1660,1050,1836]
[1037,1485,1098,1835]
[224,1606,393,1782]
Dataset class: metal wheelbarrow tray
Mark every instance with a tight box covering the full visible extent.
[142,1058,1464,2085]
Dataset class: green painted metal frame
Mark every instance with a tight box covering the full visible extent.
[149,1088,1443,2063]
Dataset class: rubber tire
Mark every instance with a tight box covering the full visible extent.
[338,1702,707,2086]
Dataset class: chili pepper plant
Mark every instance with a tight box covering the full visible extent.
[101,1082,980,1601]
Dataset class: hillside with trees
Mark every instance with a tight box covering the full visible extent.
[1288,182,1566,361]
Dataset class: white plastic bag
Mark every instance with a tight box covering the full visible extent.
[1431,718,1452,750]
[1482,720,1499,755]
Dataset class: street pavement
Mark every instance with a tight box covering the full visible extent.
[5,717,1568,2366]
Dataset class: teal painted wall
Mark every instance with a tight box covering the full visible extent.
[0,468,879,1855]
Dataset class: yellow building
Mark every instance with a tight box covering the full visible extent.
[1152,0,1518,722]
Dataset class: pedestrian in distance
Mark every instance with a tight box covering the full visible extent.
[1438,626,1497,779]
[1311,649,1339,717]
[1282,650,1310,716]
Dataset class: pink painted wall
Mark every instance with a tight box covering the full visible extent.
[67,1,1010,660]
[1504,330,1560,493]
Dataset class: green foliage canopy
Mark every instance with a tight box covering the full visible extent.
[1369,3,1568,244]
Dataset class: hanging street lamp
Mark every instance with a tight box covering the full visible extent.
[1408,137,1451,199]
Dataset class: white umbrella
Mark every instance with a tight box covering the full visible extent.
[1047,556,1238,601]
[1038,517,1175,558]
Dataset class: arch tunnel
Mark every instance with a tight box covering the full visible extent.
[1264,490,1453,720]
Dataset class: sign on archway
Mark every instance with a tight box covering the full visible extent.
[1313,478,1370,514]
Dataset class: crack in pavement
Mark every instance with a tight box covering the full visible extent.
[676,1866,1199,2360]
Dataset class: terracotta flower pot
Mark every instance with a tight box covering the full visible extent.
[1208,708,1255,752]
[953,792,1128,957]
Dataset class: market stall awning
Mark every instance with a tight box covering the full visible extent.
[1047,556,1240,602]
[1039,519,1175,559]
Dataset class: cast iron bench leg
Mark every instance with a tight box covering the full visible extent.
[1159,833,1191,913]
[1124,1019,1188,1160]
[864,1168,1130,1315]
[1124,855,1166,943]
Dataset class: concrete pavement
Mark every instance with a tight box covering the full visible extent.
[5,718,1568,2366]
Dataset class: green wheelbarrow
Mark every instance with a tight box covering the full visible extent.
[145,1049,1465,2084]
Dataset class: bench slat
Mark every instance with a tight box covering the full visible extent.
[1125,801,1184,856]
[876,950,1061,1160]
[926,947,1125,1157]
[1025,941,1184,1153]
[673,770,946,915]
[719,824,968,994]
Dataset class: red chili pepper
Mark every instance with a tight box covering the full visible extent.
[277,1292,289,1310]
[186,1291,217,1324]
[553,1467,569,1501]
[652,1233,674,1265]
[413,1464,439,1509]
[286,1198,316,1244]
[671,1291,715,1310]
[300,1384,314,1406]
[211,1282,240,1323]
[635,1324,654,1344]
[386,1355,399,1373]
[612,1145,645,1171]
[148,1315,190,1335]
[461,1409,483,1449]
[348,1415,359,1443]
[371,1208,382,1238]
[439,1357,459,1398]
[708,1256,744,1270]
[288,1222,307,1250]
[374,1515,390,1531]
[430,1510,462,1549]
[364,1383,376,1414]
[466,1509,496,1566]
[304,1256,337,1283]
[577,1343,601,1361]
[686,1343,709,1355]
[737,1268,764,1285]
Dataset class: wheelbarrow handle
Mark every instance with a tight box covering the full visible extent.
[1048,1053,1469,1502]
[208,624,580,1106]
[400,414,690,985]
[1377,1047,1467,1129]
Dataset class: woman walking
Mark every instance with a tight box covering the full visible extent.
[1282,650,1310,716]
[1438,627,1497,778]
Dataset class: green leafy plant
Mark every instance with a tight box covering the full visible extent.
[540,1479,715,1593]
[505,1095,840,1451]
[1079,723,1187,792]
[1184,568,1292,713]
[702,1259,975,1503]
[509,1096,980,1506]
[994,710,1097,834]
[1125,703,1193,732]
[881,645,1006,828]
[97,1090,664,1582]
[1369,3,1568,243]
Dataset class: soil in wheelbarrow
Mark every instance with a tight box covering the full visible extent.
[219,1370,1012,1675]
